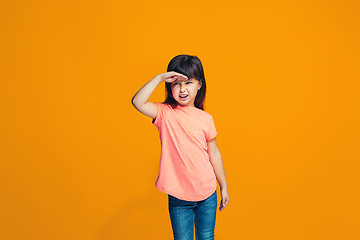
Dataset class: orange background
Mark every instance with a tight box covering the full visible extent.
[1,0,359,239]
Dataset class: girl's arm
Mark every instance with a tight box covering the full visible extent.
[208,137,230,211]
[131,75,163,119]
[131,75,163,107]
[131,72,188,119]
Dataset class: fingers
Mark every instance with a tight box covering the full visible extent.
[219,204,224,211]
[169,71,188,80]
[219,198,230,211]
[163,71,188,83]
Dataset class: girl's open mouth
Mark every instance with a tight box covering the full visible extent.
[179,95,188,100]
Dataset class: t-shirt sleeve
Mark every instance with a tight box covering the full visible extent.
[206,115,217,141]
[151,102,167,128]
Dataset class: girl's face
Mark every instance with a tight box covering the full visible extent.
[171,78,202,107]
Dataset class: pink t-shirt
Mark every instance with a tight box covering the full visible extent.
[152,102,218,201]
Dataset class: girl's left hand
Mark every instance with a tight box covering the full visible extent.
[219,188,230,211]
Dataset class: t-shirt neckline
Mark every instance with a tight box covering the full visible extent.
[176,104,197,110]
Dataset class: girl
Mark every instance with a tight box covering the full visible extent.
[131,54,229,240]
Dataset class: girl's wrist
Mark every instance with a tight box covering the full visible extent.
[220,185,228,191]
[153,75,163,84]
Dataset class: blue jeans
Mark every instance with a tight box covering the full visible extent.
[168,190,217,240]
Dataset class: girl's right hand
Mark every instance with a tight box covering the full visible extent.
[157,71,188,83]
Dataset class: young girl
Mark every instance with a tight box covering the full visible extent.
[131,54,229,240]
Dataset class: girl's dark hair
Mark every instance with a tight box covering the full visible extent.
[163,54,207,110]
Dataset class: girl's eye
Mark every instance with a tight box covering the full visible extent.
[174,82,192,85]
